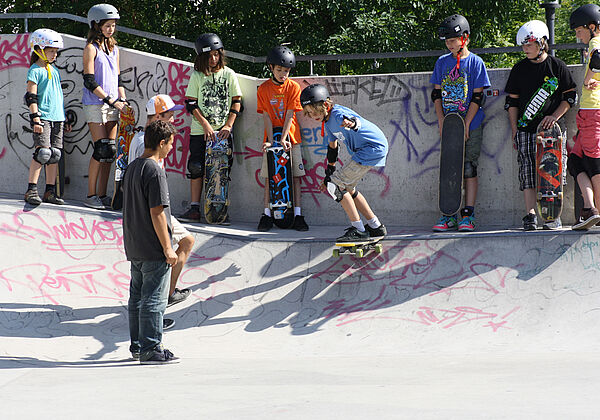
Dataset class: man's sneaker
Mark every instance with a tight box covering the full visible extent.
[167,288,191,307]
[257,214,273,232]
[366,223,387,237]
[140,346,179,365]
[43,191,65,205]
[543,217,562,230]
[458,215,475,232]
[293,215,309,231]
[432,215,458,232]
[178,207,201,223]
[131,351,140,361]
[336,226,369,243]
[572,207,600,231]
[99,195,112,209]
[163,318,175,330]
[523,213,537,231]
[84,195,105,210]
[24,189,42,206]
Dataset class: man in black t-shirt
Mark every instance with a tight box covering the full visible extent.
[505,20,577,230]
[123,120,179,365]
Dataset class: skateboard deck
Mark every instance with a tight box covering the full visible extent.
[112,106,136,210]
[536,122,563,224]
[438,113,465,216]
[333,237,383,258]
[267,127,294,229]
[204,132,231,224]
[56,110,76,198]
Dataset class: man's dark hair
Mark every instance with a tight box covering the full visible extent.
[144,120,176,150]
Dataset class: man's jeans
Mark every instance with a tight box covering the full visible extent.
[128,260,171,355]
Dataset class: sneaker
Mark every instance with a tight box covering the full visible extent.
[178,207,202,223]
[131,351,140,361]
[366,223,387,237]
[99,195,112,209]
[84,195,105,210]
[163,318,175,330]
[336,226,369,243]
[293,215,309,231]
[43,190,65,205]
[523,213,537,231]
[218,215,231,226]
[167,288,191,307]
[572,208,600,231]
[257,214,273,232]
[24,189,42,206]
[432,215,458,232]
[140,346,179,365]
[458,215,475,232]
[543,217,562,230]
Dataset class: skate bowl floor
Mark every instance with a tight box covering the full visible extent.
[1,193,599,419]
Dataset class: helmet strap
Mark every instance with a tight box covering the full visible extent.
[33,48,52,79]
[455,34,468,70]
[271,74,284,85]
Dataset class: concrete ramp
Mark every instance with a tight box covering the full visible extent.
[1,193,599,419]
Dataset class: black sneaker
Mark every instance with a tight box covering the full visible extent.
[163,318,175,330]
[43,190,65,205]
[257,214,273,232]
[523,213,537,231]
[293,215,309,231]
[131,351,140,361]
[167,288,191,307]
[336,226,369,242]
[139,346,179,365]
[366,223,387,237]
[24,189,42,205]
[572,208,600,231]
[178,207,202,223]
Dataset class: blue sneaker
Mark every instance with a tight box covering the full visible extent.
[432,215,458,232]
[458,215,475,231]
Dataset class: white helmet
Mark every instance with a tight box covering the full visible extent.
[29,29,64,50]
[87,4,120,28]
[516,20,549,45]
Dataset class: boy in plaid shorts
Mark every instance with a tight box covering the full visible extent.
[505,20,576,230]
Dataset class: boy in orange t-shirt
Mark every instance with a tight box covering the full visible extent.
[257,45,308,231]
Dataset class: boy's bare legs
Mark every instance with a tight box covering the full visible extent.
[293,177,301,207]
[524,188,537,214]
[28,159,43,184]
[190,177,203,203]
[340,193,361,222]
[351,190,375,221]
[465,177,477,207]
[169,235,194,296]
[577,173,595,208]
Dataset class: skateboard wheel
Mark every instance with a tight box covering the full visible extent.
[558,191,563,199]
[207,148,212,155]
[537,192,542,200]
[225,199,230,206]
[355,248,364,258]
[226,148,232,155]
[332,249,340,258]
[205,198,211,206]
[286,202,292,208]
[374,244,383,254]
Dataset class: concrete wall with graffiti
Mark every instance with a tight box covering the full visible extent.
[0,33,584,227]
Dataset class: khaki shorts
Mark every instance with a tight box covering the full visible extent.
[33,120,63,148]
[171,216,190,245]
[330,159,372,191]
[84,103,120,124]
[259,143,305,178]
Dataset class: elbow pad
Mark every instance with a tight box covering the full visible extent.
[431,88,442,102]
[24,92,38,106]
[471,91,485,107]
[504,95,519,111]
[185,98,199,114]
[590,49,600,73]
[563,90,578,108]
[83,74,99,92]
[326,144,339,164]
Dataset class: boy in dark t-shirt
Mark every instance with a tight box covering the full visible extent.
[505,20,576,230]
[123,120,179,364]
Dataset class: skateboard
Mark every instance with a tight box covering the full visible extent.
[267,127,294,229]
[56,107,77,198]
[333,237,383,258]
[111,106,136,211]
[204,132,231,224]
[438,113,465,216]
[535,122,563,224]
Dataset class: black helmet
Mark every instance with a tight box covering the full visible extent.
[300,84,329,106]
[570,4,600,30]
[439,14,470,40]
[266,45,296,68]
[195,33,224,54]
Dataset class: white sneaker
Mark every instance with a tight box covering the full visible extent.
[84,195,105,209]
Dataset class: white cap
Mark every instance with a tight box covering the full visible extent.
[146,94,184,115]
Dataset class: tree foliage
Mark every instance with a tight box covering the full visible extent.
[0,0,589,77]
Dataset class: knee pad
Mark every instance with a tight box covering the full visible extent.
[92,138,117,163]
[47,147,62,164]
[350,189,359,199]
[187,157,204,179]
[33,147,52,165]
[464,161,477,178]
[326,182,345,203]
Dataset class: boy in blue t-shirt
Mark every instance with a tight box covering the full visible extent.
[300,84,388,242]
[430,14,491,232]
